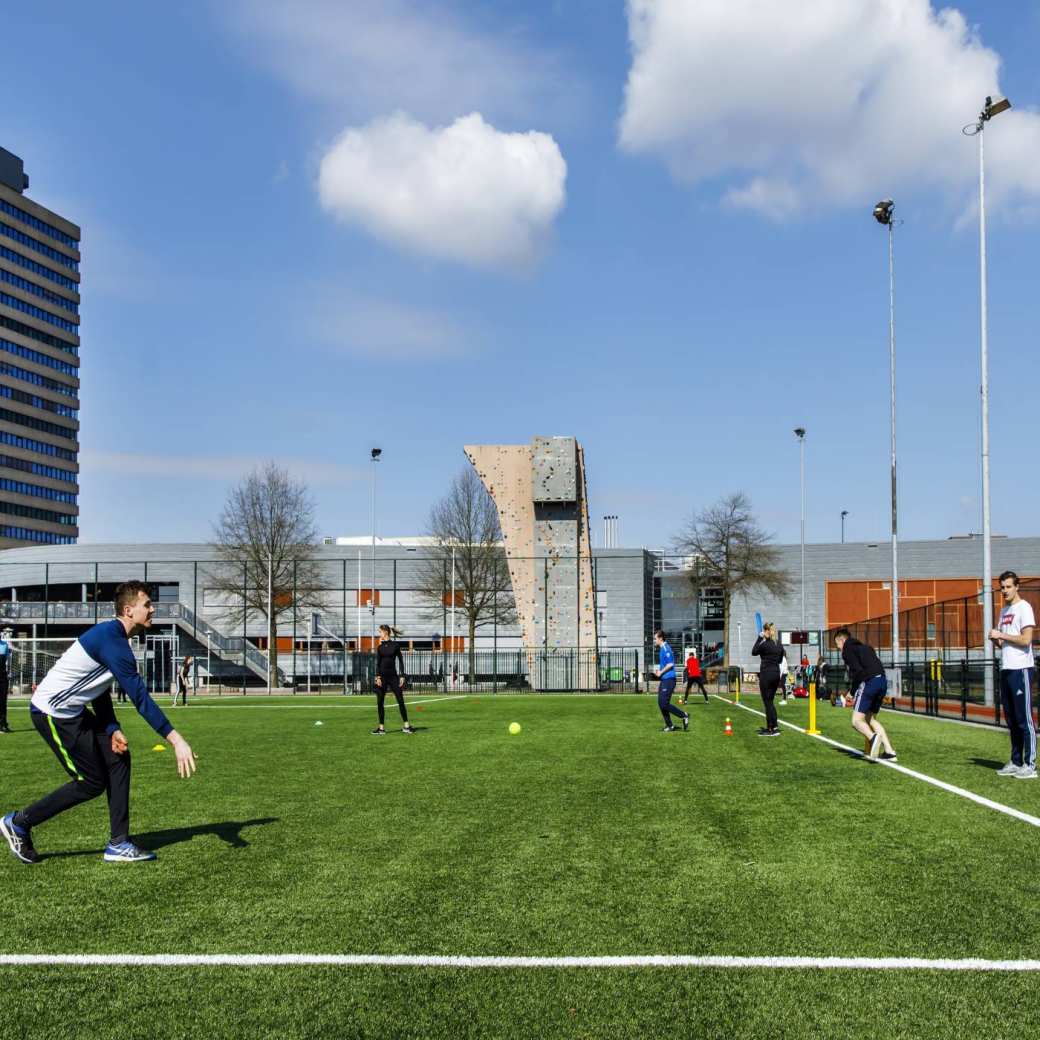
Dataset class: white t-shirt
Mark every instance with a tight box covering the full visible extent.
[998,599,1036,670]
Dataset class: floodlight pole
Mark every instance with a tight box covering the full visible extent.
[965,97,1010,708]
[841,510,848,544]
[794,428,806,631]
[370,449,381,653]
[887,215,900,684]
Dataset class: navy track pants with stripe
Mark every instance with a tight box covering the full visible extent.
[1000,668,1037,769]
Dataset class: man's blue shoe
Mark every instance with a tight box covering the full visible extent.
[103,840,157,863]
[1,812,40,865]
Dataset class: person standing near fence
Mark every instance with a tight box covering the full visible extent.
[176,655,193,707]
[989,571,1036,780]
[752,623,783,737]
[0,634,9,733]
[815,654,829,702]
[833,628,896,762]
[684,651,709,704]
[372,625,414,735]
[652,631,689,732]
[0,581,197,865]
[777,647,790,705]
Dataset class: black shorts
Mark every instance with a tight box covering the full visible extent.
[377,675,403,695]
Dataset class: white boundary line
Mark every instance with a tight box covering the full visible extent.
[716,695,1040,830]
[1,953,1039,971]
[187,697,467,710]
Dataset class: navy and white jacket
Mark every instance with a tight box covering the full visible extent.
[30,619,173,738]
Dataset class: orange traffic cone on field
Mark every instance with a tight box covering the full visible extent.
[723,717,733,736]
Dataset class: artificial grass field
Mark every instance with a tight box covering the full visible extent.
[1,690,1039,1039]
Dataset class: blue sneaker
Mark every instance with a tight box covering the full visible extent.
[103,840,157,863]
[1,812,40,865]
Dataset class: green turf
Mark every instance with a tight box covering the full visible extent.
[1,692,1038,1039]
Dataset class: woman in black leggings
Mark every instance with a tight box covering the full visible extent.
[372,625,414,735]
[752,622,783,737]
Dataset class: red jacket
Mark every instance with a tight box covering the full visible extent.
[686,656,701,678]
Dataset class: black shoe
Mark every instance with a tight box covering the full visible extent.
[879,751,898,762]
[1,813,39,865]
[371,727,386,736]
[764,729,781,737]
[756,727,770,735]
[661,725,676,732]
[402,724,415,734]
[0,724,10,733]
[682,714,690,731]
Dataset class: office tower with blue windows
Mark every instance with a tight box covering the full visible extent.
[0,147,79,546]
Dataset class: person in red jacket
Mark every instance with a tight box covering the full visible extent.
[684,652,709,704]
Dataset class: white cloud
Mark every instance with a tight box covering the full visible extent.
[318,112,567,268]
[305,290,476,360]
[221,0,574,126]
[619,0,1040,217]
[82,452,363,487]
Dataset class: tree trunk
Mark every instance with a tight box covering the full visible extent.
[468,615,477,684]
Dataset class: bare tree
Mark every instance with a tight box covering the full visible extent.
[209,462,324,683]
[415,467,516,681]
[673,492,791,665]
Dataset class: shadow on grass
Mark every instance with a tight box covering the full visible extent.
[830,746,865,762]
[969,757,1005,770]
[44,817,278,859]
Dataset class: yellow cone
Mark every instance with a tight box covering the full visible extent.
[151,744,166,752]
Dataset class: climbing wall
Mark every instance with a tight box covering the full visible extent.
[466,436,598,689]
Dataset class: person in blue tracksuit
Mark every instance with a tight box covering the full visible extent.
[0,581,197,865]
[653,630,689,732]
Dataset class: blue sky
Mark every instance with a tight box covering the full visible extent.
[3,0,1040,551]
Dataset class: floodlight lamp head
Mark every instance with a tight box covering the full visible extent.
[370,448,382,461]
[841,509,849,518]
[873,199,894,225]
[794,427,806,440]
[983,95,1011,120]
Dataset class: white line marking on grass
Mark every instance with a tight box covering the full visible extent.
[188,697,467,710]
[2,953,1040,971]
[715,695,1040,830]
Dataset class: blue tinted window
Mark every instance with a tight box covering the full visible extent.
[0,291,78,333]
[0,223,78,271]
[0,315,77,355]
[0,268,78,314]
[0,245,79,292]
[0,337,79,376]
[0,200,78,249]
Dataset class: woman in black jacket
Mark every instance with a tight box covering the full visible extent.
[752,622,783,736]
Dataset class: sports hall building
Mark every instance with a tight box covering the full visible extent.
[0,534,1034,691]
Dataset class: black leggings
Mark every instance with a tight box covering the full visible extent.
[376,677,408,725]
[759,672,780,731]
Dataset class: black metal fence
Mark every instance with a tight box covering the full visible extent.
[194,647,643,695]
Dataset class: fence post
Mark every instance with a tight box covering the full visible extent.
[43,563,49,639]
[960,658,968,720]
[241,561,247,694]
[342,559,348,696]
[292,560,297,695]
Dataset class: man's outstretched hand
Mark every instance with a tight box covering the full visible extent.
[166,730,197,778]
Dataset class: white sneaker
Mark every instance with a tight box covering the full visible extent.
[1015,765,1037,781]
[996,762,1019,776]
[868,733,882,760]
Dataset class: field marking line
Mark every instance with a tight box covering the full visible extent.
[186,696,467,710]
[714,695,1040,831]
[2,953,1040,971]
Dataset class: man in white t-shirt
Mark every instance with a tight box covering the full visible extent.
[989,570,1036,779]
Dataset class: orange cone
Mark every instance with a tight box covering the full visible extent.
[724,717,733,736]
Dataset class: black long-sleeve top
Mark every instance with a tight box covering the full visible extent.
[840,637,885,687]
[376,640,405,678]
[752,635,784,678]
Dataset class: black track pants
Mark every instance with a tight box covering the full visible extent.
[759,673,780,731]
[20,709,131,843]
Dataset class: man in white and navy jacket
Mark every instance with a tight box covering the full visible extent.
[1,581,196,865]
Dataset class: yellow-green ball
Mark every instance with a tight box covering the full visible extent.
[509,722,522,735]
